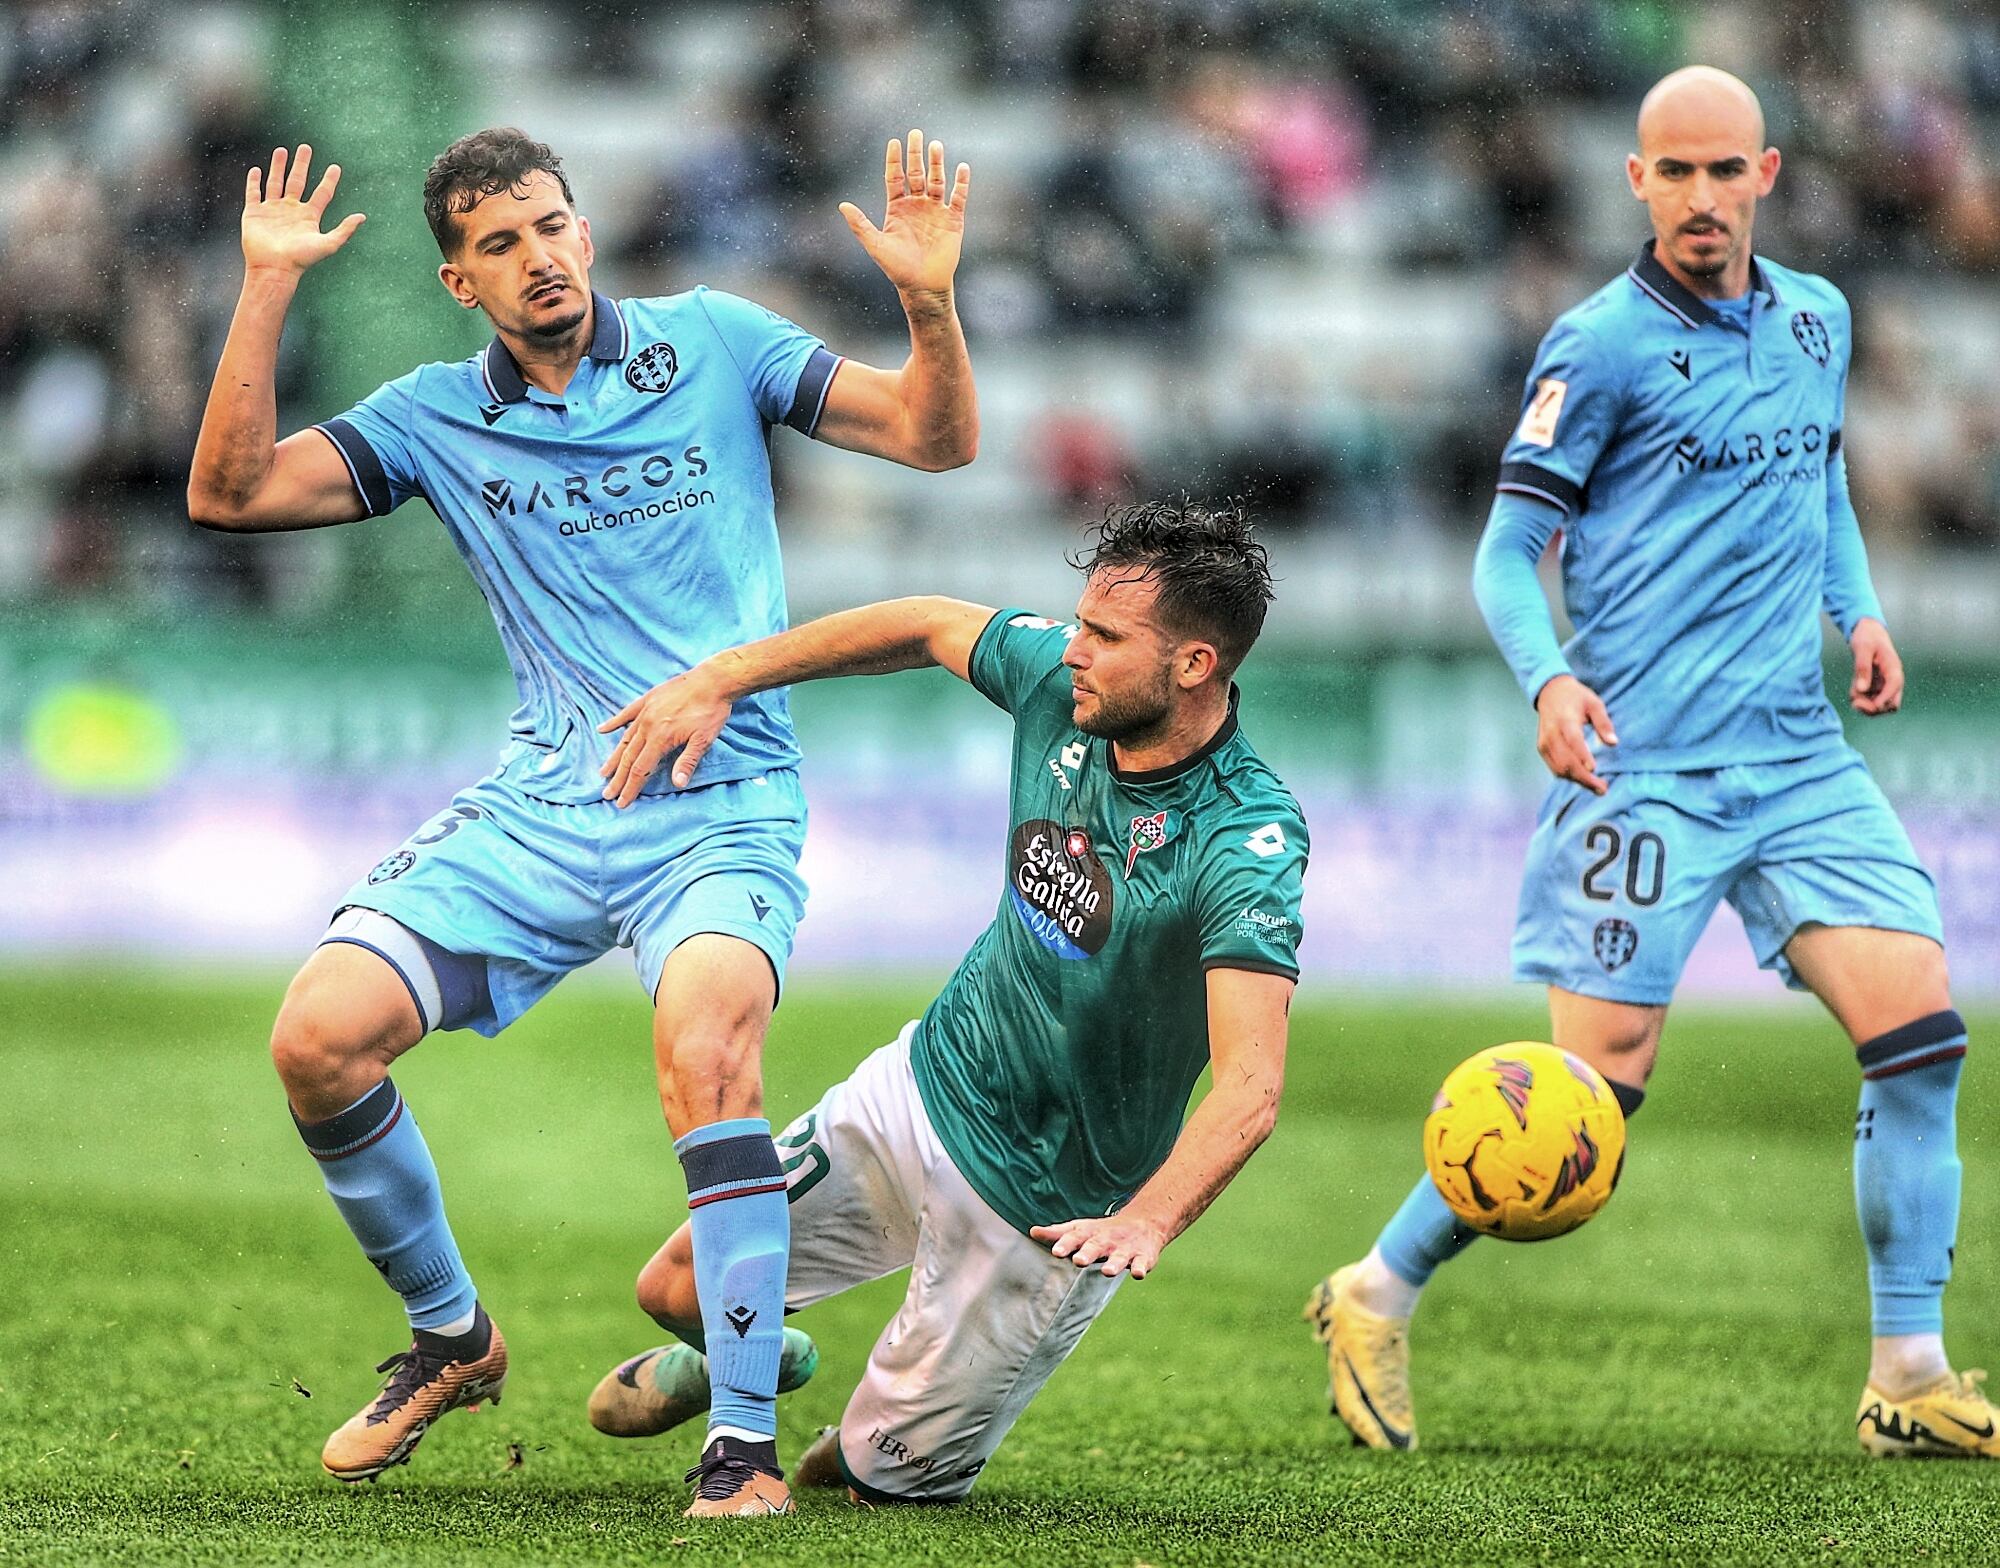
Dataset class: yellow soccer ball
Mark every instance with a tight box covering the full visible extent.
[1423,1043,1627,1241]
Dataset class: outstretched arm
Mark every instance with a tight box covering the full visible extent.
[1031,968,1292,1280]
[188,144,372,532]
[597,596,995,804]
[812,131,978,472]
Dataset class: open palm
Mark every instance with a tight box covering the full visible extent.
[839,130,970,295]
[241,144,365,275]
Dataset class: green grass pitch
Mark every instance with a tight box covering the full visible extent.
[1,967,1993,1565]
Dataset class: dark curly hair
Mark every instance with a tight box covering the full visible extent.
[422,127,575,256]
[1071,497,1275,675]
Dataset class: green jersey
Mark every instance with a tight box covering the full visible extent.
[909,609,1310,1238]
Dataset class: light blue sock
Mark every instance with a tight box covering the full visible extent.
[294,1078,478,1331]
[1376,1174,1480,1287]
[677,1117,788,1441]
[1854,1011,1967,1336]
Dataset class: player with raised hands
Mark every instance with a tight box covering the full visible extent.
[188,125,977,1513]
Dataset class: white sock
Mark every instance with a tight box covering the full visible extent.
[1348,1245,1424,1319]
[430,1309,477,1338]
[1869,1333,1950,1398]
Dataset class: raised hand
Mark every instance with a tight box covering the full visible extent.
[241,144,365,277]
[839,129,970,297]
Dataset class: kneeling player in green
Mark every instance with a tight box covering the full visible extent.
[586,501,1308,1506]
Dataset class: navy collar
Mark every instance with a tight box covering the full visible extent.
[479,290,628,403]
[1110,686,1241,787]
[1627,241,1779,329]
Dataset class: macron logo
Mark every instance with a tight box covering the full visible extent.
[479,403,510,427]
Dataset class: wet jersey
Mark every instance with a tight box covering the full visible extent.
[1490,243,1879,771]
[909,610,1309,1238]
[315,288,841,801]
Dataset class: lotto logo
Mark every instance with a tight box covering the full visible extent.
[1243,823,1287,858]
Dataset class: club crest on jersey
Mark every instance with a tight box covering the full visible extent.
[368,850,416,885]
[625,341,679,394]
[1125,811,1170,876]
[1594,917,1639,972]
[1790,311,1830,368]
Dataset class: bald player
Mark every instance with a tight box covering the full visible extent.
[1306,67,1995,1459]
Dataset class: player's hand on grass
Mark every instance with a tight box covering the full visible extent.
[240,145,364,277]
[1534,674,1617,796]
[1848,618,1904,716]
[597,668,735,806]
[1031,1214,1168,1280]
[839,129,970,301]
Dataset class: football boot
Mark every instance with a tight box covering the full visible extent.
[1303,1264,1417,1451]
[683,1436,795,1517]
[321,1306,507,1482]
[587,1327,818,1438]
[1857,1368,2000,1458]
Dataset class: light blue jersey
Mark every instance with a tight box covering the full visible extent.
[315,288,841,803]
[1485,243,1881,773]
[1482,245,1939,1003]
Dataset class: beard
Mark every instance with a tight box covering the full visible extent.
[1674,226,1733,277]
[524,297,588,341]
[1074,669,1174,743]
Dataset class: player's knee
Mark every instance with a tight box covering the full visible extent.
[656,1013,767,1120]
[270,981,394,1110]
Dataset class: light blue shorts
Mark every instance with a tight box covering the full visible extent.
[336,769,808,1035]
[1513,747,1941,1006]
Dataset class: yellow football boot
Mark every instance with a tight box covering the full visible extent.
[1303,1264,1416,1451]
[1857,1369,2000,1459]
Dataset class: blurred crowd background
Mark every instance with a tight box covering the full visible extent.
[2,0,1996,993]
[8,0,2000,607]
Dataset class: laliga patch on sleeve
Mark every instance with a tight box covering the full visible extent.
[1517,377,1568,447]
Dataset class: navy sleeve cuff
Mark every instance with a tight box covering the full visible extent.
[1496,461,1582,517]
[315,418,393,517]
[785,347,843,436]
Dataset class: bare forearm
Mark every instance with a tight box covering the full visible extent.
[189,269,298,512]
[706,596,954,699]
[1121,1078,1280,1246]
[894,289,978,469]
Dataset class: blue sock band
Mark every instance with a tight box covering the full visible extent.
[294,1078,478,1332]
[676,1117,788,1440]
[1377,1174,1481,1287]
[1854,1014,1967,1336]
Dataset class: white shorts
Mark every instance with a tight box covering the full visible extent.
[776,1025,1122,1503]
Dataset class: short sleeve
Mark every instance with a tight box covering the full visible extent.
[1194,806,1309,979]
[968,608,1078,715]
[693,286,841,435]
[1495,315,1623,518]
[313,371,426,517]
